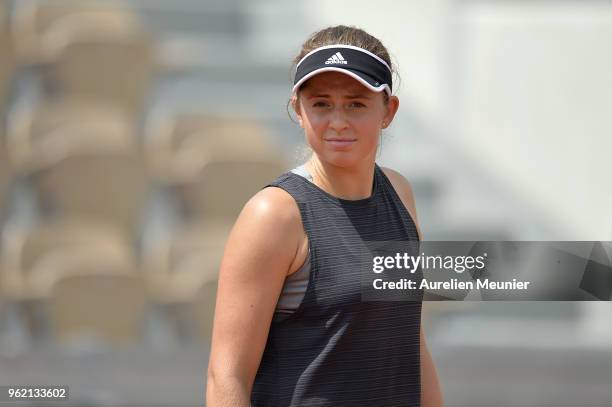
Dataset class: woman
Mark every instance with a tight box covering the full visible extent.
[207,25,443,406]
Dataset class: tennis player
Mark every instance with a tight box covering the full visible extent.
[207,25,443,407]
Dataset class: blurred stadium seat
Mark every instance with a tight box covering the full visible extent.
[0,2,14,116]
[178,157,286,221]
[33,151,148,236]
[7,100,136,173]
[0,235,4,313]
[143,223,227,304]
[0,0,6,22]
[10,117,150,235]
[0,141,11,224]
[41,12,154,115]
[48,273,147,347]
[146,113,281,183]
[146,113,287,223]
[1,219,135,301]
[12,0,141,64]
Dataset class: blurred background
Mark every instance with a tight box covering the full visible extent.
[0,0,611,406]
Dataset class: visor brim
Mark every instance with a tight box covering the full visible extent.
[292,67,391,96]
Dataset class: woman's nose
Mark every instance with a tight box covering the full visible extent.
[328,108,349,132]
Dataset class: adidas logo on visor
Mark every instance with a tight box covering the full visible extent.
[324,52,347,65]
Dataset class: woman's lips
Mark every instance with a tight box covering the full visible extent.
[325,138,357,148]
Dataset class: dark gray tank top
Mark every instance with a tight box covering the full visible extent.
[251,163,422,407]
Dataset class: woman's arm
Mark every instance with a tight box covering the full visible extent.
[421,326,444,406]
[206,187,304,407]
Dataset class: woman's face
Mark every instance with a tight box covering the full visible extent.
[294,71,398,168]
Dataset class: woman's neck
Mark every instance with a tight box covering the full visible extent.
[306,156,376,200]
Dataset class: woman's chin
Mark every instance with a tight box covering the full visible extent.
[319,153,364,169]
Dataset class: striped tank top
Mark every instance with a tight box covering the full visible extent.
[251,163,422,407]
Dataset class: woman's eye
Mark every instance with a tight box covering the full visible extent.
[349,102,366,108]
[313,101,329,108]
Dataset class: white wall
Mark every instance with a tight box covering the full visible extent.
[456,2,612,239]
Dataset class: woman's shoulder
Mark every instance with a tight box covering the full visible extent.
[379,166,415,201]
[240,186,302,231]
[227,186,306,275]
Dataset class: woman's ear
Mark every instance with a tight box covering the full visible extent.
[291,94,304,128]
[383,96,400,129]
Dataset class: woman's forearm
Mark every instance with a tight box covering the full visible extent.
[206,372,251,407]
[421,337,444,407]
